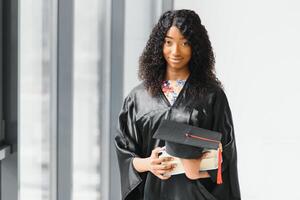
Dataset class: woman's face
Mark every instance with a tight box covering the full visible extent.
[163,26,192,72]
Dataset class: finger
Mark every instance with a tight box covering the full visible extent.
[150,158,164,165]
[155,168,174,174]
[150,156,173,165]
[151,147,163,158]
[162,163,174,170]
[151,164,165,170]
[152,163,174,171]
[157,156,173,163]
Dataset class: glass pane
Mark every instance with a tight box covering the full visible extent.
[19,1,57,200]
[72,0,101,199]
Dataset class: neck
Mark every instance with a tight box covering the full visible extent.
[165,67,190,81]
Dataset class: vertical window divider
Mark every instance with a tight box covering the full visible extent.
[99,0,112,200]
[50,0,58,200]
[57,0,74,200]
[110,0,125,199]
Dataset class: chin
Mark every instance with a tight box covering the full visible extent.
[168,63,188,70]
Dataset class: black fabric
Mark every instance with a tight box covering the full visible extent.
[153,120,222,158]
[165,140,204,159]
[115,80,241,200]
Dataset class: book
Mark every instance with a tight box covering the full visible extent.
[159,147,221,176]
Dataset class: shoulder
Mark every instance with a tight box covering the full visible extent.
[126,82,148,99]
[122,82,152,107]
[206,85,233,114]
[204,84,227,101]
[121,82,159,116]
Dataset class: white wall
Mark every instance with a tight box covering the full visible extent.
[174,1,300,199]
[123,0,152,96]
[123,0,171,96]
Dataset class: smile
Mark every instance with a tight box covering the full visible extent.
[169,57,183,63]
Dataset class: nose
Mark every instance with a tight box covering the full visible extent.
[171,44,180,56]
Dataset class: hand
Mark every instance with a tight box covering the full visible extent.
[180,152,210,180]
[147,147,176,180]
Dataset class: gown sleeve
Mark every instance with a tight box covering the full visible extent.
[207,88,241,199]
[114,96,144,200]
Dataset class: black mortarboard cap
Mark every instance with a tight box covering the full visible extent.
[153,120,222,159]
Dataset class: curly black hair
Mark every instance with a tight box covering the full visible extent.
[138,9,223,97]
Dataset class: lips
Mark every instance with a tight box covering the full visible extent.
[169,57,183,63]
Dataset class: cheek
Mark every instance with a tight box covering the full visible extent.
[183,52,192,62]
[163,49,170,59]
[163,46,169,56]
[184,49,192,61]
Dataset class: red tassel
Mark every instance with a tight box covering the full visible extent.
[217,144,223,184]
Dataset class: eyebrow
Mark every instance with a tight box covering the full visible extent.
[165,36,186,40]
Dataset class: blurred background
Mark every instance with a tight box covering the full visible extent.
[0,0,299,200]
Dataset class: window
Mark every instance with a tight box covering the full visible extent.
[72,0,102,199]
[19,1,57,200]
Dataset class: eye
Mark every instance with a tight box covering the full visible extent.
[164,39,172,46]
[181,41,190,47]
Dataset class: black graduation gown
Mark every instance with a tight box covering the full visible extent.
[115,81,241,200]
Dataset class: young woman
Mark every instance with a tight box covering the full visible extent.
[115,9,241,200]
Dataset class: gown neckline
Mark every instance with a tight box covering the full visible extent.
[160,77,190,107]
